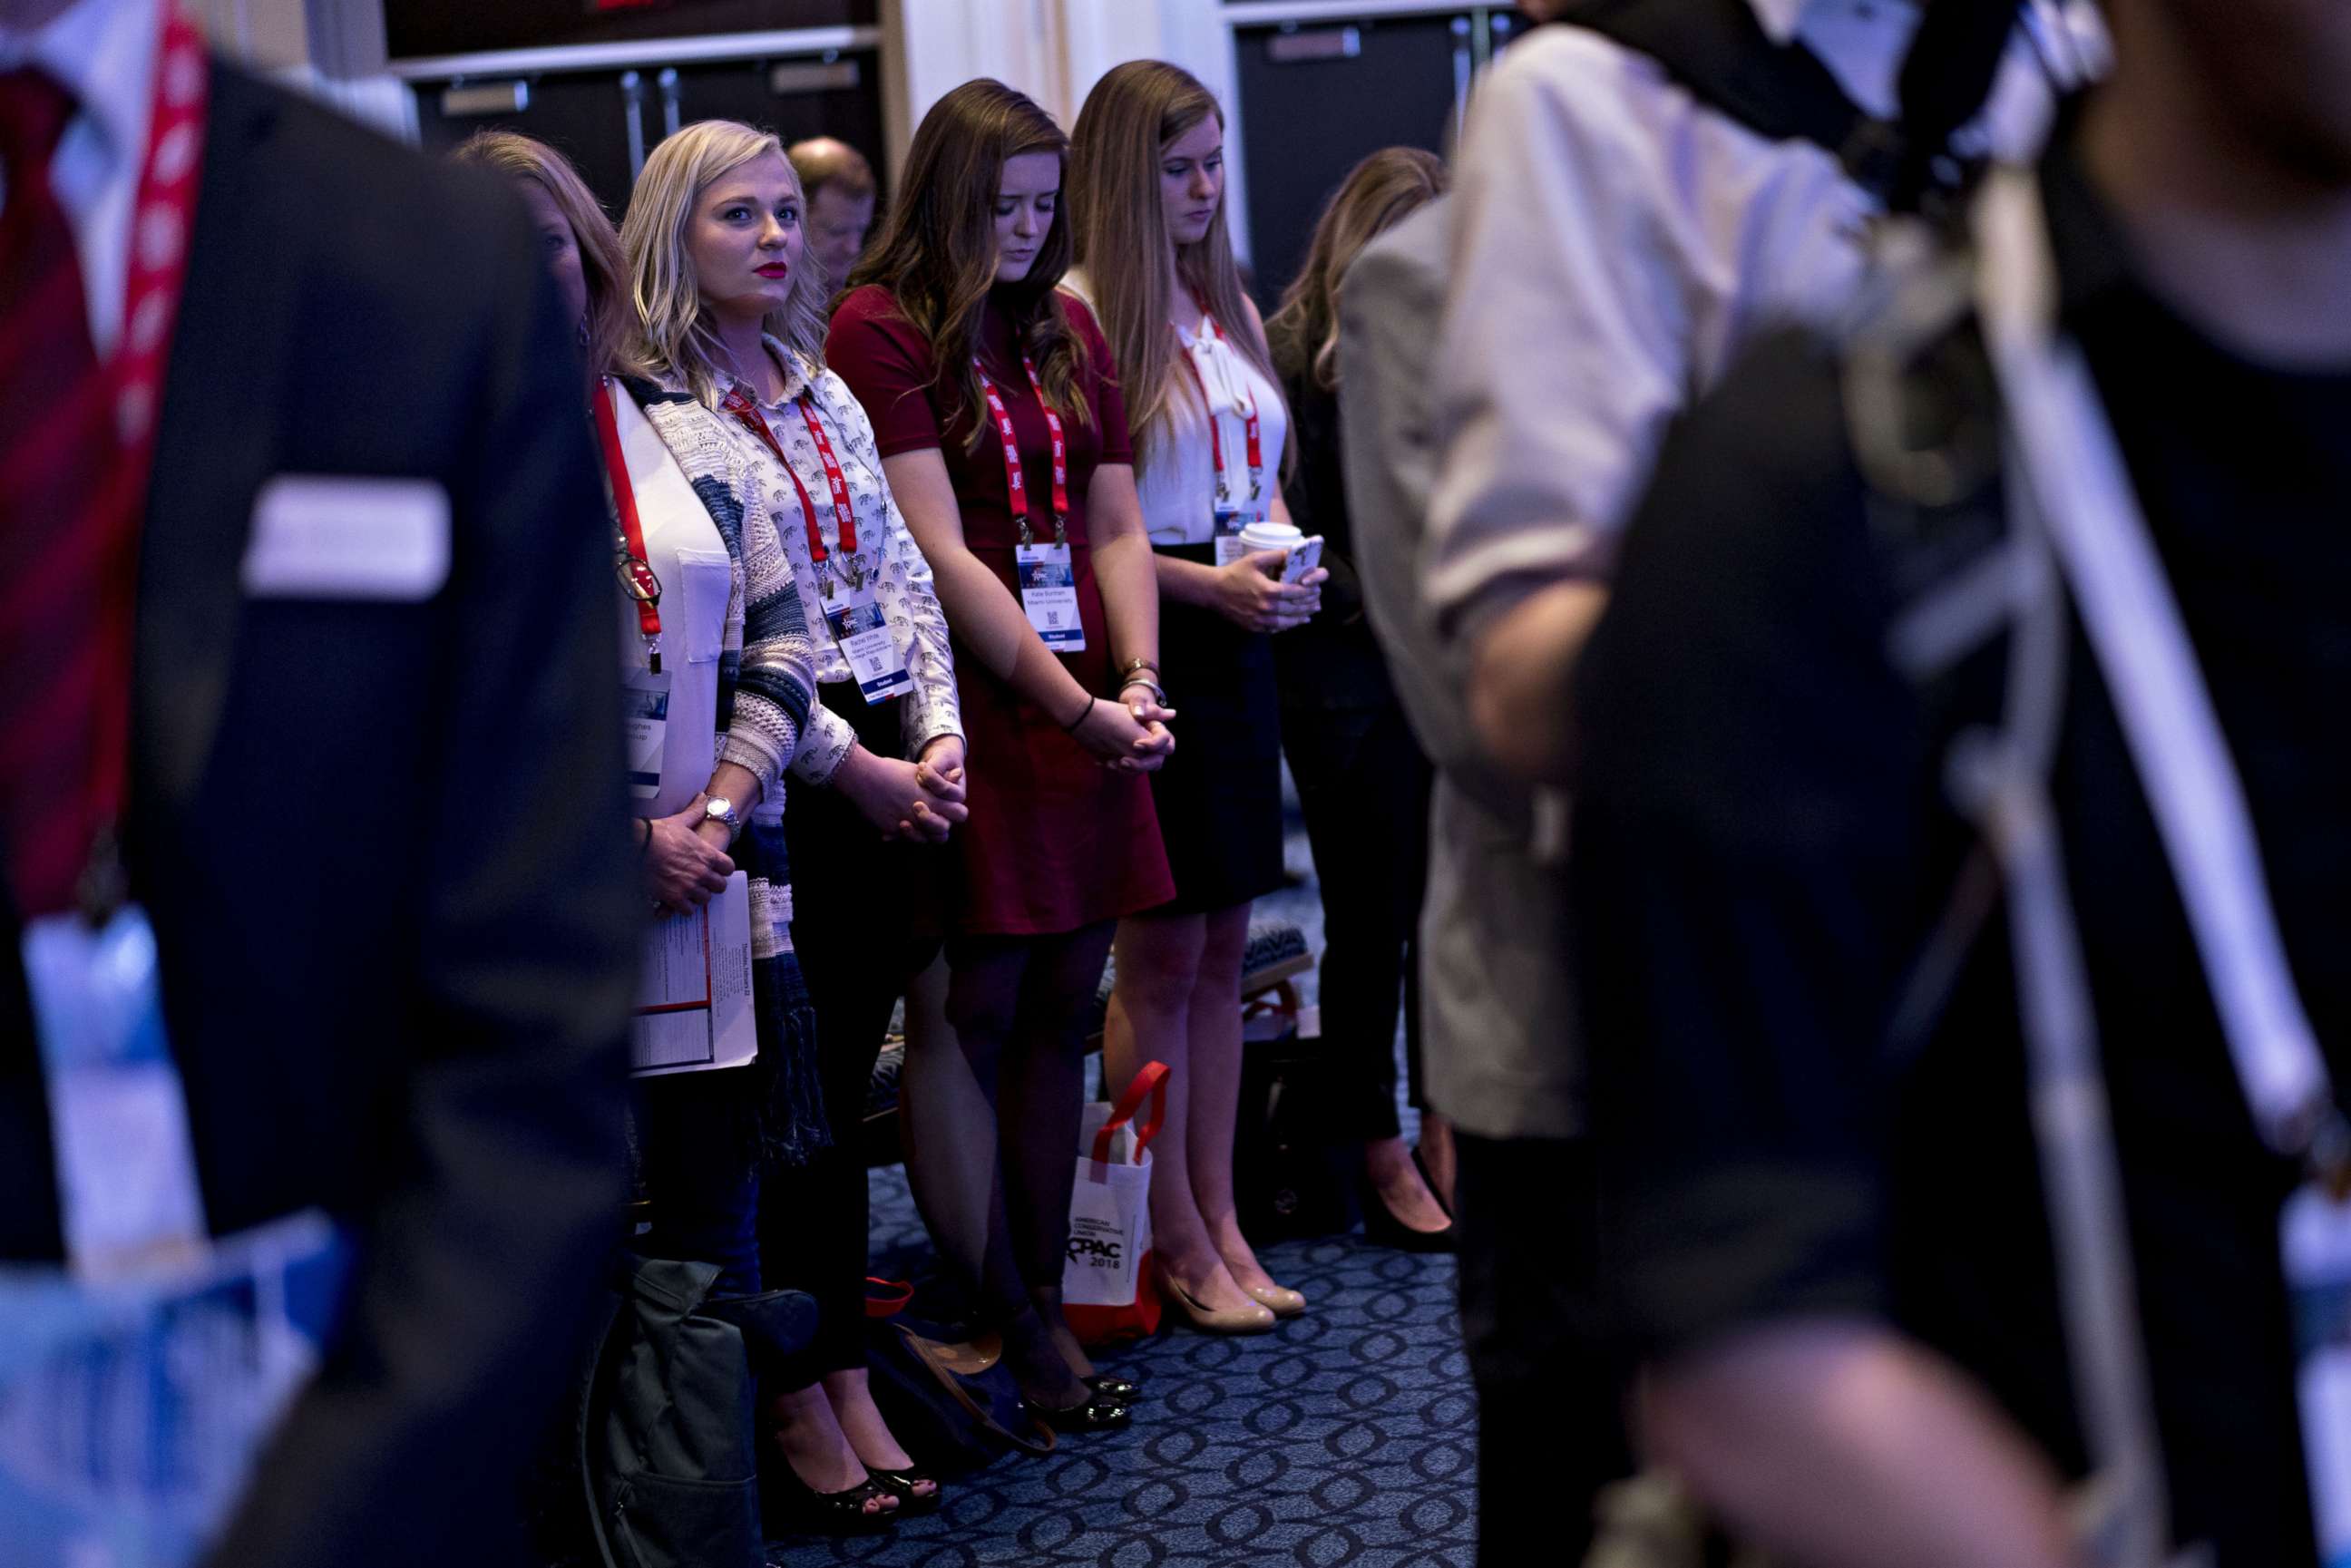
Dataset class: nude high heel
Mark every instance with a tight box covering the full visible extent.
[1241,1281,1307,1319]
[1160,1275,1278,1335]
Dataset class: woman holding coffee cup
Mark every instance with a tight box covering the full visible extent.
[1067,61,1325,1333]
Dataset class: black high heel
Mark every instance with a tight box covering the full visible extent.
[762,1468,900,1535]
[865,1466,944,1516]
[1024,1390,1134,1435]
[1359,1174,1458,1254]
[1004,1304,1133,1431]
[1086,1373,1141,1402]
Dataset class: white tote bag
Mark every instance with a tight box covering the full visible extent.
[1062,1060,1169,1343]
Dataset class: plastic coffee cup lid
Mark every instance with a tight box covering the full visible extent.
[1238,521,1302,552]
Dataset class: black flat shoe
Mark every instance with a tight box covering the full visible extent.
[865,1465,943,1516]
[1360,1177,1458,1254]
[1086,1373,1141,1402]
[763,1469,900,1536]
[1025,1392,1134,1435]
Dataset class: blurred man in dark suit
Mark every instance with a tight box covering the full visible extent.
[0,0,636,1563]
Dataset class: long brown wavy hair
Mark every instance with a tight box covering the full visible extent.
[1068,60,1274,464]
[844,79,1091,449]
[1267,147,1448,393]
[450,129,642,384]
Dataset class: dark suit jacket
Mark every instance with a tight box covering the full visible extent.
[1,63,637,1568]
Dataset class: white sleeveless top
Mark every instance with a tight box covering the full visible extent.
[1063,271,1290,548]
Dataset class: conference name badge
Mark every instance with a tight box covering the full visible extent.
[1016,541,1083,652]
[621,665,671,802]
[1212,496,1268,570]
[823,580,913,705]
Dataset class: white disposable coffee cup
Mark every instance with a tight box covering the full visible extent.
[1237,521,1301,559]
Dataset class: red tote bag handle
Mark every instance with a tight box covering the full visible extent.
[863,1278,915,1320]
[1089,1060,1171,1172]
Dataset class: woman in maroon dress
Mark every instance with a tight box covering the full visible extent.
[827,78,1174,1431]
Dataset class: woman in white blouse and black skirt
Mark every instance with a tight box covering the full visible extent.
[624,121,968,1530]
[1068,63,1327,1335]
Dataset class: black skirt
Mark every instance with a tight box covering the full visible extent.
[1146,542,1286,914]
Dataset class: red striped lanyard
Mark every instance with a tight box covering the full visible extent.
[78,2,209,903]
[593,378,662,667]
[973,354,1068,544]
[1179,313,1262,503]
[724,387,865,590]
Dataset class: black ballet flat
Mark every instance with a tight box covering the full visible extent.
[865,1466,943,1516]
[1026,1392,1134,1435]
[764,1470,900,1536]
[1086,1373,1141,1402]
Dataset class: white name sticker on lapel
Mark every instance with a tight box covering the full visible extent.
[242,475,451,600]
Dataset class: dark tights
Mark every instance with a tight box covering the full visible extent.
[759,683,941,1376]
[899,920,1115,1409]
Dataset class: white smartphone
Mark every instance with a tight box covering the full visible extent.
[1280,535,1325,585]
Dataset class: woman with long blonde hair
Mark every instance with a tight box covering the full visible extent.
[1069,60,1327,1335]
[828,79,1174,1432]
[623,118,970,1531]
[457,124,894,1531]
[1265,147,1446,396]
[1265,148,1457,1251]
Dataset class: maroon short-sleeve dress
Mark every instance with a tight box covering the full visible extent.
[827,285,1175,937]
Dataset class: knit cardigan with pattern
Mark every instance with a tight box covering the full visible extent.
[629,377,821,807]
[626,375,828,1164]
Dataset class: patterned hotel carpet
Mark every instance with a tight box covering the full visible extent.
[769,774,1476,1568]
[765,1168,1474,1568]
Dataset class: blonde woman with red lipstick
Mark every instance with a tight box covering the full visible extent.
[624,120,963,1533]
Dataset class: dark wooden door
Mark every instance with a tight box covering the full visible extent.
[411,44,885,225]
[385,0,875,63]
[660,50,886,188]
[1234,12,1472,307]
[413,70,642,218]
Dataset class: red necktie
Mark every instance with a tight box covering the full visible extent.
[0,69,118,919]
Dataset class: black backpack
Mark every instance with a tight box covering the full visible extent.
[571,1258,818,1568]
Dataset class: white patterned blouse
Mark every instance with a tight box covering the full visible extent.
[717,340,963,783]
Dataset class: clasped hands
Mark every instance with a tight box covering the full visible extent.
[836,735,971,842]
[1070,684,1176,774]
[641,738,971,917]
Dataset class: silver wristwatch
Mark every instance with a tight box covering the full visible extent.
[702,795,743,842]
